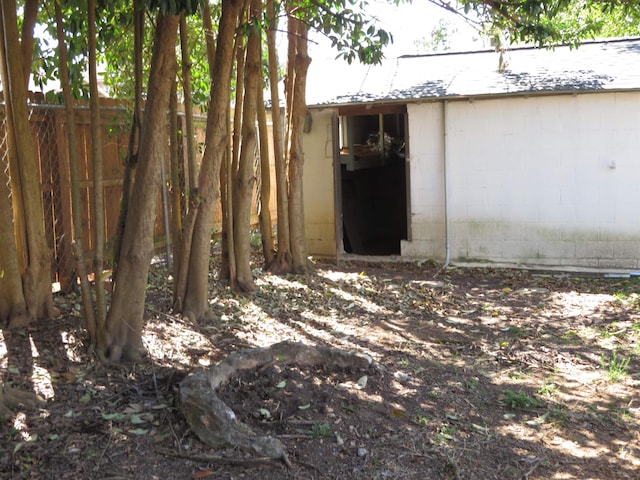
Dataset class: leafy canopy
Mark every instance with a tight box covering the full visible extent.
[289,0,393,64]
[433,0,640,46]
[24,0,640,101]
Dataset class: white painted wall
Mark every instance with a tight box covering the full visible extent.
[302,108,336,257]
[403,92,640,270]
[400,102,447,260]
[306,92,640,270]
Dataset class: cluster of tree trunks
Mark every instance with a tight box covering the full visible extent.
[0,0,311,365]
[0,0,59,329]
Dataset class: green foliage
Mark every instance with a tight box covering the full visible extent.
[502,390,541,410]
[415,18,458,53]
[100,2,218,103]
[35,1,90,100]
[31,0,209,102]
[296,422,332,437]
[25,0,640,106]
[575,2,640,37]
[290,0,393,64]
[434,424,457,444]
[414,410,429,426]
[249,230,262,251]
[454,0,640,47]
[537,381,557,396]
[95,3,144,100]
[601,350,630,382]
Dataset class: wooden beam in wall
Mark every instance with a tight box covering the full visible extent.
[337,103,406,116]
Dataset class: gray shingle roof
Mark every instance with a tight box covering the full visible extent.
[306,37,640,106]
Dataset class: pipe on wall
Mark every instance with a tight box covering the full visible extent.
[436,100,450,276]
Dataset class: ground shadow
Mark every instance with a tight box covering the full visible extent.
[1,259,638,479]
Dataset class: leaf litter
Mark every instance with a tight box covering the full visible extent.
[0,258,639,479]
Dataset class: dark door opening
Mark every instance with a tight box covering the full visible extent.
[337,107,408,255]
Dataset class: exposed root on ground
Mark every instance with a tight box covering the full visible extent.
[179,341,373,460]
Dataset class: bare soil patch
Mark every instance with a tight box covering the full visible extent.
[1,259,639,479]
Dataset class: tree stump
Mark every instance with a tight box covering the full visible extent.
[179,341,373,459]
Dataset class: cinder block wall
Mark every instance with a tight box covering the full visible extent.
[401,102,447,260]
[405,92,640,270]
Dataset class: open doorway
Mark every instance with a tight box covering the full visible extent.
[335,105,409,255]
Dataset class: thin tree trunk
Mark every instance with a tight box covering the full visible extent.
[266,0,291,273]
[172,13,197,300]
[20,0,38,88]
[0,6,26,283]
[173,199,198,312]
[169,80,183,289]
[0,154,28,327]
[0,5,28,328]
[173,2,217,302]
[113,2,143,269]
[220,109,235,286]
[286,16,311,274]
[256,85,274,266]
[202,2,217,82]
[233,0,261,292]
[284,6,296,154]
[179,14,199,192]
[0,0,58,324]
[222,34,245,283]
[88,0,107,327]
[97,12,179,364]
[180,0,242,323]
[53,0,96,341]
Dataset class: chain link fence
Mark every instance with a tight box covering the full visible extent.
[1,101,275,293]
[2,101,141,292]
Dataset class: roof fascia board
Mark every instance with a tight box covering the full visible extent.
[309,87,640,110]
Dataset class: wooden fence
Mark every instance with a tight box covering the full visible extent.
[1,98,273,292]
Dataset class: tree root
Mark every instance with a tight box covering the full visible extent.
[179,341,373,461]
[265,251,292,275]
[0,385,45,416]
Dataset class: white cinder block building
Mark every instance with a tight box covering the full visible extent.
[301,38,640,272]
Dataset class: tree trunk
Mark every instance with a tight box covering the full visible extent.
[173,2,220,312]
[286,16,311,274]
[97,12,179,364]
[265,0,291,274]
[171,13,197,302]
[88,0,107,327]
[180,0,242,323]
[0,0,58,325]
[20,0,38,88]
[232,0,261,292]
[220,107,235,285]
[221,35,245,284]
[0,162,28,327]
[256,85,274,266]
[54,0,96,342]
[113,3,143,269]
[179,14,199,192]
[0,6,28,328]
[169,80,183,288]
[202,2,217,82]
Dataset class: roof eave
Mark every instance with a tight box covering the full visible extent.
[308,86,640,109]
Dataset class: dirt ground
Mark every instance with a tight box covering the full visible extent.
[1,258,639,479]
